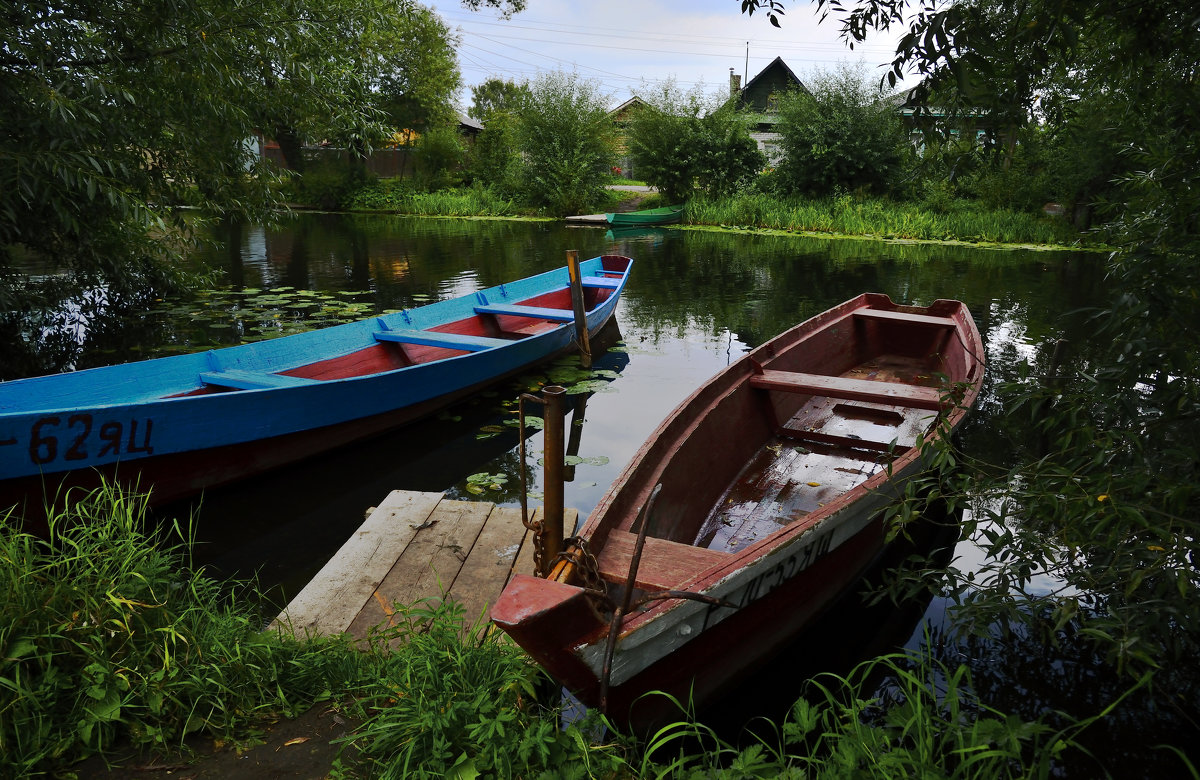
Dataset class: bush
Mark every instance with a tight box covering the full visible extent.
[292,155,372,210]
[517,71,617,215]
[628,81,765,203]
[775,63,909,197]
[413,127,465,192]
[467,110,523,197]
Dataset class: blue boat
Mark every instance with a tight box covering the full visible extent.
[0,254,633,512]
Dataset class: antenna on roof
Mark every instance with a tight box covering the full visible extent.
[744,42,749,84]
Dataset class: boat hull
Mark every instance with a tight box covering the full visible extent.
[492,292,983,729]
[1,256,633,517]
[606,206,683,226]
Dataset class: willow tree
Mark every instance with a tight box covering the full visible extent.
[741,0,1200,767]
[0,0,521,375]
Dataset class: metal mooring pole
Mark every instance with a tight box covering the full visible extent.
[540,384,567,574]
[566,250,592,369]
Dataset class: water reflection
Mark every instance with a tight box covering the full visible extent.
[16,213,1106,592]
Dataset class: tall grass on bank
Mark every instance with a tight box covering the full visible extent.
[342,599,628,780]
[686,192,1088,247]
[636,650,1121,779]
[347,181,522,217]
[2,483,1141,778]
[0,485,356,776]
[0,484,623,777]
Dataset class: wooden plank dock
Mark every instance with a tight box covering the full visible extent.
[271,490,576,640]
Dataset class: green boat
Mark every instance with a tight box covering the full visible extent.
[605,205,684,226]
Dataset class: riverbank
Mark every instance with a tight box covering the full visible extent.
[3,486,1115,779]
[329,182,1102,252]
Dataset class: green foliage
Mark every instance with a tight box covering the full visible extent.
[686,191,1084,245]
[517,72,618,216]
[467,110,525,195]
[413,127,466,192]
[367,3,462,135]
[773,63,909,196]
[0,484,353,776]
[634,649,1117,778]
[291,156,373,210]
[344,599,628,779]
[468,78,532,122]
[627,80,766,203]
[346,182,521,216]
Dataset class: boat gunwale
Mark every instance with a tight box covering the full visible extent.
[570,292,984,635]
[0,255,635,412]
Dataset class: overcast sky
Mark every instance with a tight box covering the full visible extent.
[437,0,906,110]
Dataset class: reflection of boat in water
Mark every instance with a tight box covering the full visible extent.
[492,293,984,728]
[604,226,671,243]
[0,256,633,514]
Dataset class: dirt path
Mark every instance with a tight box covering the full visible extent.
[72,706,356,780]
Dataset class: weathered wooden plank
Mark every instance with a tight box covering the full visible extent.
[448,505,530,631]
[271,490,441,636]
[853,308,956,328]
[749,370,944,411]
[346,498,492,639]
[595,530,729,591]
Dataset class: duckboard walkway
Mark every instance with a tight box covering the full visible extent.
[271,490,575,639]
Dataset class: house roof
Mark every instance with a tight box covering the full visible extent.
[743,57,804,97]
[458,112,484,133]
[608,96,648,120]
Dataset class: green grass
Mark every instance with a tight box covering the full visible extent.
[347,181,523,217]
[685,192,1095,247]
[0,484,358,776]
[2,484,1147,778]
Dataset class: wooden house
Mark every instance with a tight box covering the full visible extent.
[730,57,809,163]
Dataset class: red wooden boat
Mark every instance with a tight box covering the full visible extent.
[491,293,984,727]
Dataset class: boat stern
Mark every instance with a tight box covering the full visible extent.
[490,574,606,695]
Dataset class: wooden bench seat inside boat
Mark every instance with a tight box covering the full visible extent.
[853,308,957,328]
[373,329,512,351]
[749,370,944,411]
[199,369,320,390]
[580,275,621,289]
[595,530,728,591]
[474,303,577,322]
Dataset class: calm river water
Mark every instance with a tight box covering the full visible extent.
[18,210,1168,771]
[159,214,1101,609]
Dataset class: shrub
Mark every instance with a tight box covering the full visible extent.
[517,71,617,215]
[775,63,909,197]
[628,80,764,203]
[413,127,465,192]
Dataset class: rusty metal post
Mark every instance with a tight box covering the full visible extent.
[540,385,567,575]
[566,250,592,369]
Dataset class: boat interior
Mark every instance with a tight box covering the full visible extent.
[583,300,979,592]
[169,259,631,399]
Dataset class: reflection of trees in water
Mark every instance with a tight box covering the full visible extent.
[10,215,1103,391]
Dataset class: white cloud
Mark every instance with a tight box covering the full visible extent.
[439,0,904,107]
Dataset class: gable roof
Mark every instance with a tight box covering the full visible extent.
[736,56,808,112]
[608,96,648,121]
